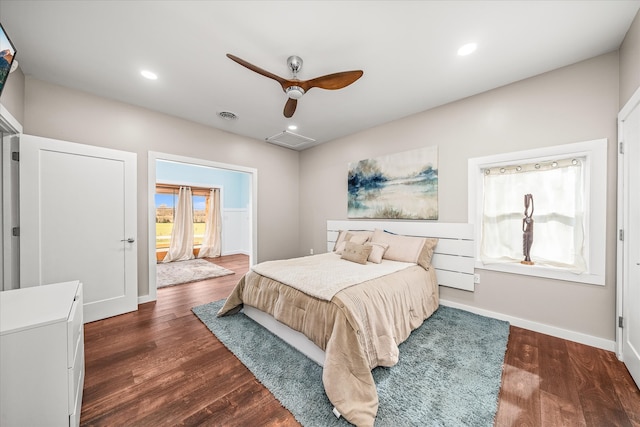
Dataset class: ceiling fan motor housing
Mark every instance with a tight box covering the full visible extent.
[286,85,305,99]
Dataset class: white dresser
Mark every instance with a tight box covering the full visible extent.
[0,281,84,427]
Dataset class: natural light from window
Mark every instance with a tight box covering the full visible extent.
[468,139,607,285]
[155,191,207,249]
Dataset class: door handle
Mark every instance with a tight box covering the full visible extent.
[121,237,135,243]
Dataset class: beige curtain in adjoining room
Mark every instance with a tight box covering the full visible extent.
[163,186,195,263]
[198,188,222,258]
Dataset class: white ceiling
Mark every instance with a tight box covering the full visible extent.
[1,1,639,150]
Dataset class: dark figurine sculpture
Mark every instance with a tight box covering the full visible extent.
[522,193,534,265]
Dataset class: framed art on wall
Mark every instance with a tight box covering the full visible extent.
[348,146,438,219]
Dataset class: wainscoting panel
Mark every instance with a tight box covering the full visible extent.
[223,208,250,255]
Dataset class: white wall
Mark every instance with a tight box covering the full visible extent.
[0,66,25,125]
[299,52,620,344]
[620,10,640,107]
[222,208,250,255]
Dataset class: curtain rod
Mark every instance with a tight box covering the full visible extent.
[155,183,214,193]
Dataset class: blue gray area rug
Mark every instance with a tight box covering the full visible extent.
[192,301,509,426]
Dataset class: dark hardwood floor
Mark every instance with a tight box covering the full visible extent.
[80,254,640,426]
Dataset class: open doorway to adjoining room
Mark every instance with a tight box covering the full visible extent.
[148,151,257,300]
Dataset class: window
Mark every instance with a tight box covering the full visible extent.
[468,139,607,285]
[155,185,210,250]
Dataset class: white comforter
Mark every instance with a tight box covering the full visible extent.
[251,252,414,300]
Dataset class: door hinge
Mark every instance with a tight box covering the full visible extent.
[11,151,19,161]
[11,227,19,237]
[619,141,624,154]
[619,229,624,241]
[619,316,624,328]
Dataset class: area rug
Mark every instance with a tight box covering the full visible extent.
[192,300,510,426]
[157,259,234,288]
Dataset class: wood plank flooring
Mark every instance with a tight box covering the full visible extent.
[80,254,640,426]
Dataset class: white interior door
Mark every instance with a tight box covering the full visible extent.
[618,87,640,389]
[19,135,137,323]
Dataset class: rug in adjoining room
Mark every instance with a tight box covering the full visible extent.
[157,259,234,288]
[193,300,510,427]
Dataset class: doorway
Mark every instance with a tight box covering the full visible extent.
[147,152,257,301]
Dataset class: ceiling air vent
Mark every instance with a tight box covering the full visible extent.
[217,111,238,120]
[265,130,315,149]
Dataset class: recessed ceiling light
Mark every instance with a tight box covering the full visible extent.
[288,125,298,130]
[140,70,158,80]
[457,42,477,56]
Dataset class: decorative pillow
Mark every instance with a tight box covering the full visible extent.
[333,230,349,251]
[370,229,439,270]
[340,241,372,265]
[333,230,374,253]
[365,242,389,264]
[417,238,439,269]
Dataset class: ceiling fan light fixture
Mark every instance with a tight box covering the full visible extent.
[286,86,305,99]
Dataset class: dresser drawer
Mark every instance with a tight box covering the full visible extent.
[69,355,84,427]
[68,333,84,416]
[67,285,83,368]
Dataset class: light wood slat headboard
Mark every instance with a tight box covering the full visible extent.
[327,220,475,291]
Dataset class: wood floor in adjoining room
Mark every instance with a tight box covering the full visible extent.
[80,254,640,426]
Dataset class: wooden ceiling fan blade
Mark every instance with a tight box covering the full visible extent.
[302,70,364,91]
[284,98,297,118]
[226,53,288,88]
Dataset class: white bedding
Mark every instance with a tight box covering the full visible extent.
[251,252,414,300]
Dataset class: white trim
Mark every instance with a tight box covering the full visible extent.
[0,103,21,291]
[440,298,615,352]
[468,139,607,286]
[146,151,257,304]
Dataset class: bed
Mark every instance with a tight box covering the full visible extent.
[217,221,475,426]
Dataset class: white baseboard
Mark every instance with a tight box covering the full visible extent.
[221,250,250,256]
[439,298,616,352]
[138,294,155,304]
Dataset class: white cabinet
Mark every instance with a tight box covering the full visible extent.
[0,281,84,427]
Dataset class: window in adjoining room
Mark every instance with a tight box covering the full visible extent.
[468,139,607,285]
[155,185,208,250]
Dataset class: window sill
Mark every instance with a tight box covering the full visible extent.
[474,260,605,286]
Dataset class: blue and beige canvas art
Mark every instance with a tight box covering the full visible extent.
[348,146,438,219]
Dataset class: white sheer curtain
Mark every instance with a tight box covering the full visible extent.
[162,186,195,263]
[480,157,586,272]
[198,188,222,258]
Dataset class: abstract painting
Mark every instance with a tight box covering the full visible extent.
[348,146,438,219]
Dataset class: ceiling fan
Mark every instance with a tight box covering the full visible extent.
[226,53,364,118]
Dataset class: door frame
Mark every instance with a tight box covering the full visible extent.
[616,85,640,360]
[0,104,22,291]
[147,151,257,302]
